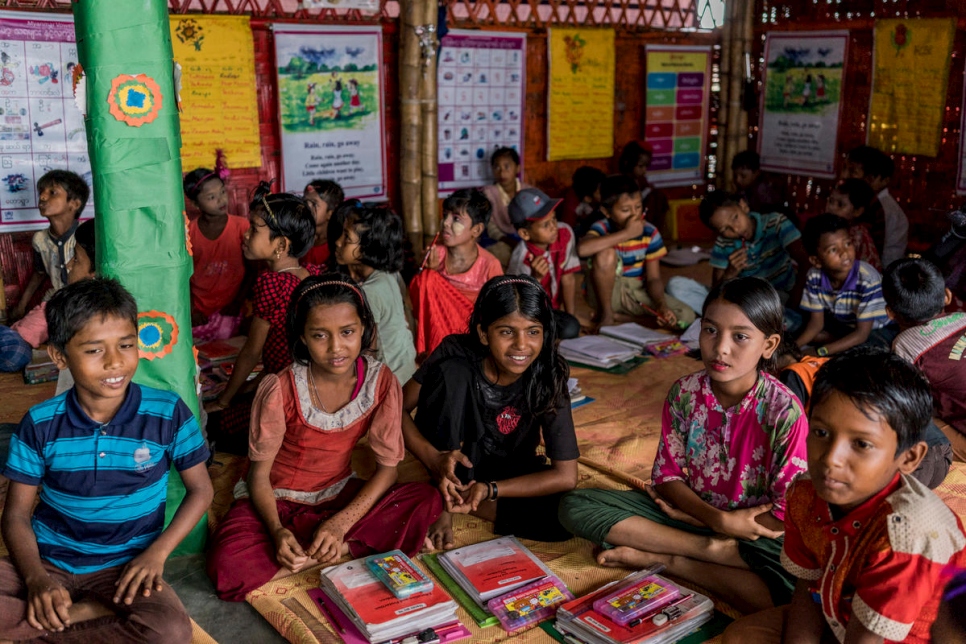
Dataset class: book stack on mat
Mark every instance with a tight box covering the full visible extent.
[568,377,594,410]
[314,555,465,644]
[555,565,713,644]
[559,336,642,371]
[598,323,670,348]
[429,536,573,633]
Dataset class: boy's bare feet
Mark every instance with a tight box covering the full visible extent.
[423,511,455,551]
[597,546,672,569]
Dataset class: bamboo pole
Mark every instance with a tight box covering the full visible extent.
[399,0,423,247]
[716,0,735,191]
[723,0,751,191]
[419,0,439,251]
[578,457,649,491]
[734,1,754,171]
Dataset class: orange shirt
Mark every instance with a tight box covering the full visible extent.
[188,216,249,317]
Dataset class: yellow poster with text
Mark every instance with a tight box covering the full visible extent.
[170,15,262,169]
[868,18,954,156]
[547,28,615,161]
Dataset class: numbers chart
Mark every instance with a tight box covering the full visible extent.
[0,11,92,232]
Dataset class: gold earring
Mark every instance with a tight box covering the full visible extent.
[274,249,281,259]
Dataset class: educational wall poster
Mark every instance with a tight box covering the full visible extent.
[437,29,526,195]
[273,24,386,199]
[644,45,711,187]
[547,28,615,161]
[758,31,848,179]
[169,15,262,170]
[957,69,966,195]
[868,18,955,157]
[0,11,94,233]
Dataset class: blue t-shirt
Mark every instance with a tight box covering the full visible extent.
[709,211,800,295]
[3,383,209,573]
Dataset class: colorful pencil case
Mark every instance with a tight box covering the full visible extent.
[592,573,681,625]
[365,550,434,599]
[486,575,573,633]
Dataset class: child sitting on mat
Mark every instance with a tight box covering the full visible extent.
[334,202,416,384]
[207,275,442,601]
[579,174,694,330]
[408,188,502,355]
[723,349,966,643]
[301,179,344,268]
[403,275,579,549]
[1,278,212,641]
[207,185,321,454]
[560,277,808,613]
[183,158,250,342]
[507,187,582,339]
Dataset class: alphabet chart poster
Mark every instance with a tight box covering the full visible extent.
[437,30,526,195]
[0,11,93,233]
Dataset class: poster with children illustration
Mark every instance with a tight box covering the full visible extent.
[169,15,261,169]
[437,30,526,195]
[273,24,386,199]
[868,18,955,157]
[644,45,711,187]
[0,11,94,233]
[547,28,615,161]
[758,31,848,179]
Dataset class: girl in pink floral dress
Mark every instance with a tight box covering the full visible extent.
[559,276,808,614]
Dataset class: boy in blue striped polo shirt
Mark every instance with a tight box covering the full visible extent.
[795,214,894,357]
[0,278,212,642]
[700,190,810,304]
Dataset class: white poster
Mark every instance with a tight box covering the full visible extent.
[758,31,849,179]
[437,29,526,195]
[0,11,93,233]
[273,24,386,199]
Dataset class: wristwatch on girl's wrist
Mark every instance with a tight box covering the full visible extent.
[817,346,829,357]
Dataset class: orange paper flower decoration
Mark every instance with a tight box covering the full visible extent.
[108,74,162,126]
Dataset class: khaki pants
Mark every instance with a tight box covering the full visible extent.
[585,254,696,325]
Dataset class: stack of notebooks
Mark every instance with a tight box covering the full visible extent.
[555,566,713,644]
[559,336,642,370]
[427,536,572,633]
[598,323,670,348]
[315,556,464,643]
[568,377,593,410]
[560,324,676,371]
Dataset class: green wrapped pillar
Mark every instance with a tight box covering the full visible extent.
[73,0,206,554]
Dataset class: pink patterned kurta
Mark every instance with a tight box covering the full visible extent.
[652,371,809,521]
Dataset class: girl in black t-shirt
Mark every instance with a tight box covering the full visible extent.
[402,275,580,547]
